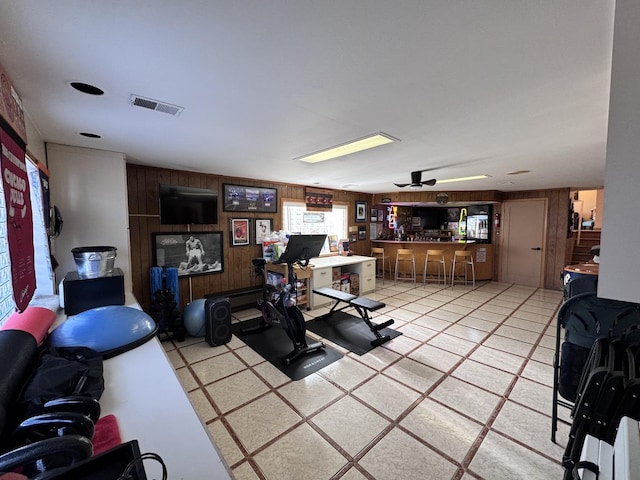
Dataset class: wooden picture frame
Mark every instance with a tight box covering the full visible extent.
[355,201,367,222]
[153,231,223,277]
[255,218,273,245]
[230,218,250,246]
[223,183,277,213]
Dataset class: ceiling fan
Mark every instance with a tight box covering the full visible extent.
[394,170,437,188]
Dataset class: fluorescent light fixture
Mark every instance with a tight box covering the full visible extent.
[437,175,491,184]
[295,132,398,163]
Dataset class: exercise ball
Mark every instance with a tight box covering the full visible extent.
[183,298,206,337]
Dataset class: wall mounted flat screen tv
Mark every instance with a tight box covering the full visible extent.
[159,184,218,225]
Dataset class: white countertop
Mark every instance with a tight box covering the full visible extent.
[307,254,374,269]
[55,293,232,479]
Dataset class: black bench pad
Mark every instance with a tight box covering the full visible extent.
[314,287,357,303]
[350,297,385,312]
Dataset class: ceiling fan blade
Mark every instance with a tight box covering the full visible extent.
[394,183,410,188]
[422,178,437,186]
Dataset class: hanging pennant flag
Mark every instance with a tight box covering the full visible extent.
[0,125,35,311]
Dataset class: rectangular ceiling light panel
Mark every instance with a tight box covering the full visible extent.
[437,175,491,184]
[295,132,398,163]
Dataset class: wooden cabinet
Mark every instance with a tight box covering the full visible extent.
[265,263,312,310]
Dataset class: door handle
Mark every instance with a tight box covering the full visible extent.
[531,247,541,251]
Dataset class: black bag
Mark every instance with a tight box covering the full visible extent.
[19,346,104,418]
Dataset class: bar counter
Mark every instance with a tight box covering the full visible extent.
[372,240,494,281]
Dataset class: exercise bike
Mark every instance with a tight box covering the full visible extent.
[248,235,327,366]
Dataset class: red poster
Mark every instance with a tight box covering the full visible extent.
[0,126,35,311]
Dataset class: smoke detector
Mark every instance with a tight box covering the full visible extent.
[130,94,184,116]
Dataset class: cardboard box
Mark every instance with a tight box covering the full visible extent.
[332,281,341,290]
[340,283,350,293]
[332,268,342,281]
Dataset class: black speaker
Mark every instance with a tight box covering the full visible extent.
[204,297,232,346]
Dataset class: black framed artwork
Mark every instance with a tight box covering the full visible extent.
[223,184,277,213]
[255,218,273,245]
[230,218,250,246]
[153,231,223,277]
[355,201,367,222]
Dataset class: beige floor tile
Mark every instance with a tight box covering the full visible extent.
[429,308,464,322]
[402,301,437,315]
[254,423,348,480]
[445,323,490,343]
[175,365,198,392]
[317,355,377,391]
[383,357,444,393]
[482,334,533,357]
[508,376,555,417]
[469,431,563,480]
[521,358,555,387]
[207,419,245,467]
[391,307,423,322]
[492,400,568,457]
[518,303,559,316]
[312,395,390,456]
[381,333,422,356]
[488,297,523,308]
[401,398,483,462]
[414,297,447,308]
[179,340,230,364]
[538,334,556,350]
[165,348,185,368]
[383,296,411,307]
[339,466,369,480]
[277,374,344,417]
[439,302,475,315]
[190,350,247,385]
[252,360,292,388]
[225,392,302,454]
[409,344,462,372]
[352,375,421,420]
[494,324,541,344]
[468,345,526,374]
[205,369,270,413]
[354,346,402,372]
[188,388,217,422]
[428,332,476,356]
[452,359,515,395]
[503,316,547,333]
[458,316,498,333]
[397,322,438,343]
[467,309,507,323]
[231,461,260,480]
[530,344,555,365]
[429,377,501,423]
[479,303,516,315]
[359,428,458,480]
[233,345,265,366]
[449,297,487,309]
[511,308,552,324]
[413,314,452,331]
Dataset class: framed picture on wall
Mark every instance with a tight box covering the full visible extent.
[153,231,223,277]
[230,218,250,246]
[355,201,367,222]
[223,184,277,213]
[255,218,273,245]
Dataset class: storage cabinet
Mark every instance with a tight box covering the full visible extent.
[311,267,332,308]
[361,259,376,294]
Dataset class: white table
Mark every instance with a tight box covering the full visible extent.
[307,255,376,309]
[54,294,232,479]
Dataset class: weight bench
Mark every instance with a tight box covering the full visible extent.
[313,287,394,347]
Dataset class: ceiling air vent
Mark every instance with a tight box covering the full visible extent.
[130,94,184,116]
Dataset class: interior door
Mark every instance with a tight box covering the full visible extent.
[500,199,547,287]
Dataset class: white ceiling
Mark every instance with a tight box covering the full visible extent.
[0,1,615,194]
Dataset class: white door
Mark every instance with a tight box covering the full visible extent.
[500,199,547,287]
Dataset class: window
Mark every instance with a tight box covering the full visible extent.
[282,201,347,255]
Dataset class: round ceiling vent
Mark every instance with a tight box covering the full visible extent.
[436,193,449,205]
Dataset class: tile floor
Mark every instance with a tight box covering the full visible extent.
[163,280,571,480]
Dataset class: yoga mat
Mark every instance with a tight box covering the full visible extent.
[1,306,56,344]
[150,266,163,296]
[305,311,402,356]
[231,318,343,381]
[165,267,179,306]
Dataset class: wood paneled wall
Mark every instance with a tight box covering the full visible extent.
[126,164,373,313]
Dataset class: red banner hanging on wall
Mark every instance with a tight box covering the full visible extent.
[0,126,35,311]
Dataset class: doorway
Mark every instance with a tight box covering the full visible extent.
[500,199,547,287]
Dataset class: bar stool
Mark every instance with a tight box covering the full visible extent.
[423,249,447,286]
[395,248,416,285]
[450,250,475,287]
[371,247,390,284]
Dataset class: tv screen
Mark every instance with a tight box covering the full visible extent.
[159,184,218,225]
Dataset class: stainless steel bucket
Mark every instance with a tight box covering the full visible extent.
[72,246,117,279]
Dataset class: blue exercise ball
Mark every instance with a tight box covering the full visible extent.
[183,298,206,337]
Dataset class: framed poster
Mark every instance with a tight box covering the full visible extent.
[355,201,367,222]
[230,218,250,246]
[255,218,273,245]
[370,208,378,222]
[153,231,223,277]
[223,184,277,213]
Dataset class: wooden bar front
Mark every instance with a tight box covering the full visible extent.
[372,240,494,281]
